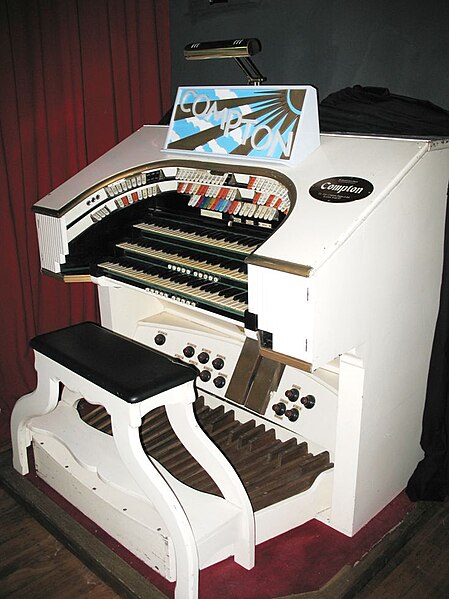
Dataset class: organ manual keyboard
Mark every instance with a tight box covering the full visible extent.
[28,85,449,589]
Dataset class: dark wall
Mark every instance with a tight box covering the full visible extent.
[169,0,449,109]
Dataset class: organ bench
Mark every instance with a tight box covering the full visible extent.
[10,322,255,599]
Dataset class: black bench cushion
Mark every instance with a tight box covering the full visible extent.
[30,322,197,404]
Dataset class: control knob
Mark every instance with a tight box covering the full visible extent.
[154,333,166,346]
[197,351,210,364]
[300,395,316,409]
[285,408,299,422]
[212,357,225,370]
[199,370,212,382]
[272,402,287,416]
[183,345,195,358]
[285,388,299,402]
[213,375,226,389]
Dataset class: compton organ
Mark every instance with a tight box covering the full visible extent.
[29,98,449,584]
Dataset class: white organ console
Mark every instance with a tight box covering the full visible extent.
[28,120,449,585]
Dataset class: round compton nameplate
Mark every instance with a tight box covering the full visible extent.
[309,176,374,203]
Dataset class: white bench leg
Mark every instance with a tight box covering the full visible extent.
[110,402,199,599]
[11,356,60,475]
[166,398,255,570]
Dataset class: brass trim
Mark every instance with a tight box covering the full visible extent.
[185,47,253,60]
[259,346,313,373]
[246,254,312,277]
[62,274,93,283]
[184,39,261,60]
[41,268,92,283]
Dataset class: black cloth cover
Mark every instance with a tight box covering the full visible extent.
[319,85,449,136]
[31,322,197,404]
[161,85,449,135]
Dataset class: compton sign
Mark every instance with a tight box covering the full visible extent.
[164,86,320,165]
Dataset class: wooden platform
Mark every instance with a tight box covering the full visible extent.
[1,439,449,598]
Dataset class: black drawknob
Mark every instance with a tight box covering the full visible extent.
[212,357,225,370]
[199,370,212,382]
[272,402,287,416]
[197,351,210,364]
[285,388,299,402]
[154,333,166,346]
[285,408,299,422]
[300,394,316,409]
[213,375,226,389]
[183,345,195,358]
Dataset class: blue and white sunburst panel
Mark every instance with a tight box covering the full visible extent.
[164,86,320,165]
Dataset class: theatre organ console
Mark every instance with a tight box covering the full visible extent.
[28,122,449,585]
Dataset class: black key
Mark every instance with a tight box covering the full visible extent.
[187,279,206,288]
[219,287,241,298]
[232,291,248,302]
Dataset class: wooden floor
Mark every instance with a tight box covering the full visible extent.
[1,441,449,599]
[356,503,449,599]
[0,485,120,599]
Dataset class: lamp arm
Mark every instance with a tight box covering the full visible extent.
[234,57,266,86]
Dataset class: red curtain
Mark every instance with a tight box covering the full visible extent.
[0,0,171,429]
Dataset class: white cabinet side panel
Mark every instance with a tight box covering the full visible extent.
[317,148,448,533]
